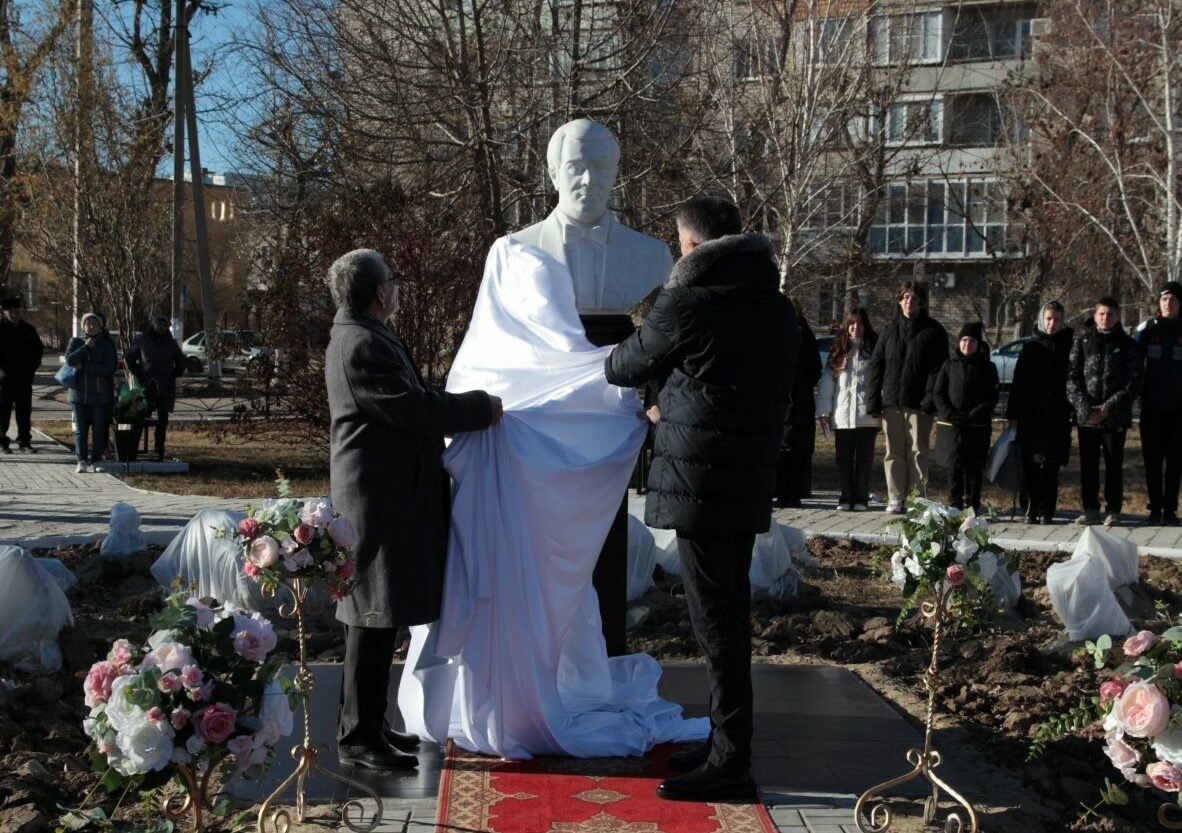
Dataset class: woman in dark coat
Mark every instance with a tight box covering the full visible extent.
[1005,300,1074,524]
[127,314,186,460]
[933,322,998,513]
[776,301,822,507]
[324,248,501,771]
[65,312,117,473]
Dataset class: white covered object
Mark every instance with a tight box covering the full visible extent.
[1046,552,1132,641]
[0,546,74,672]
[1073,526,1139,588]
[33,558,76,592]
[101,502,146,557]
[398,239,707,759]
[626,515,658,601]
[150,508,264,610]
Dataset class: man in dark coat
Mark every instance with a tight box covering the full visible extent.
[0,296,44,453]
[1068,296,1142,527]
[325,249,501,771]
[127,314,186,461]
[605,196,799,802]
[1134,281,1182,525]
[776,304,821,507]
[1006,300,1074,524]
[932,322,998,513]
[866,282,949,513]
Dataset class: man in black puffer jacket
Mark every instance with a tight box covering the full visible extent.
[606,195,799,803]
[866,281,949,513]
[933,322,998,513]
[1068,296,1142,526]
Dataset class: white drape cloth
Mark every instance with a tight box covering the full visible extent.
[397,238,708,759]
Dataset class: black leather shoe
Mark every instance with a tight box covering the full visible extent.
[1148,511,1164,526]
[656,763,757,802]
[1022,514,1039,525]
[1166,512,1181,527]
[383,728,421,752]
[666,742,709,773]
[338,745,418,771]
[17,444,35,454]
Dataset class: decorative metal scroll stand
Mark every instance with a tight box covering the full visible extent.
[855,586,978,833]
[1162,803,1182,829]
[256,578,383,833]
[161,751,229,832]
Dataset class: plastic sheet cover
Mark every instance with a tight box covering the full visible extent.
[398,239,707,759]
[150,508,262,609]
[0,546,74,672]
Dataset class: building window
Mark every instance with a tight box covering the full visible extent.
[868,180,1009,257]
[551,3,623,73]
[209,200,235,222]
[878,97,943,145]
[949,5,1034,62]
[9,271,35,308]
[948,93,1000,145]
[734,35,780,80]
[802,184,855,231]
[870,11,944,65]
[811,16,855,64]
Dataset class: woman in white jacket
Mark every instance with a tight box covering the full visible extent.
[817,308,881,510]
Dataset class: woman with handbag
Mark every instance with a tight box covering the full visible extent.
[65,312,117,473]
[1005,300,1074,524]
[816,308,880,510]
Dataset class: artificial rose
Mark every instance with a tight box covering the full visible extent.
[327,516,358,550]
[248,536,281,569]
[336,559,356,580]
[170,707,191,731]
[244,561,260,577]
[945,564,967,587]
[1104,732,1140,771]
[84,660,125,708]
[953,537,979,562]
[889,550,908,587]
[293,522,316,546]
[238,517,261,540]
[113,718,175,776]
[299,499,334,528]
[180,664,203,690]
[158,672,180,694]
[185,734,205,756]
[1154,721,1182,766]
[1100,678,1129,706]
[108,639,136,666]
[959,514,984,534]
[1115,680,1171,738]
[192,702,237,744]
[1124,630,1159,657]
[142,635,194,674]
[1148,761,1182,792]
[146,706,165,722]
[104,676,146,734]
[231,612,277,663]
[226,735,255,769]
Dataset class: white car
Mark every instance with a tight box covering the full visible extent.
[181,330,271,374]
[990,337,1032,389]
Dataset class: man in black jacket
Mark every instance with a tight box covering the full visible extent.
[0,296,44,454]
[866,282,949,513]
[1068,296,1142,527]
[605,195,799,802]
[1134,282,1182,525]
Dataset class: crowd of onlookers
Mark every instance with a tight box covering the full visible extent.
[783,279,1182,527]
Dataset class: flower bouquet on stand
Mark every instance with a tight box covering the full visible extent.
[1031,622,1182,829]
[226,475,378,833]
[856,496,1020,833]
[79,589,294,832]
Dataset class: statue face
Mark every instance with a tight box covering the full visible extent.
[552,136,617,225]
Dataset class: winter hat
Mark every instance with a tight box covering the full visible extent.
[80,312,103,327]
[1160,281,1182,301]
[0,296,21,310]
[150,313,169,325]
[958,321,984,343]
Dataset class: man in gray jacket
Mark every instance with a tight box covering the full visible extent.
[325,249,502,770]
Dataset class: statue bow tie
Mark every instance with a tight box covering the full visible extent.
[562,222,608,247]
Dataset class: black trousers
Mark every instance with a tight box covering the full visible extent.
[150,403,170,454]
[338,624,398,752]
[1142,411,1182,515]
[594,498,628,657]
[676,532,755,776]
[0,379,33,447]
[1078,427,1126,513]
[834,428,877,505]
[1020,449,1062,520]
[949,425,990,510]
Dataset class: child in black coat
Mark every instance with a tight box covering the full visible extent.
[933,322,999,512]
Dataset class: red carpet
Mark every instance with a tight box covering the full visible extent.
[435,742,777,833]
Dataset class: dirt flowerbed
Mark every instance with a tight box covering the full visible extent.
[3,538,1182,832]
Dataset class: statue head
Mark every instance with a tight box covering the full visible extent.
[546,119,620,226]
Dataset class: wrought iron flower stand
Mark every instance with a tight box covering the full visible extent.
[855,585,978,833]
[160,751,228,832]
[256,578,383,833]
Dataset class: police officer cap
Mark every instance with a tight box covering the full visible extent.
[0,296,21,310]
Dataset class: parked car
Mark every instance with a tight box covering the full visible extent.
[181,330,272,374]
[990,336,1032,389]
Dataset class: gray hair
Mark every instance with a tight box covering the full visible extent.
[328,249,390,313]
[1036,299,1065,334]
[546,119,619,182]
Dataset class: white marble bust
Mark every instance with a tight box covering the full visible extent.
[509,119,672,315]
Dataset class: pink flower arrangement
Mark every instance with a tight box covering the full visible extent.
[229,479,357,600]
[82,590,293,789]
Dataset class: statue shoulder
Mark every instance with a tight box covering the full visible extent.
[507,219,548,247]
[611,219,673,264]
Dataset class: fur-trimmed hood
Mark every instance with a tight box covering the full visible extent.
[665,233,777,292]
